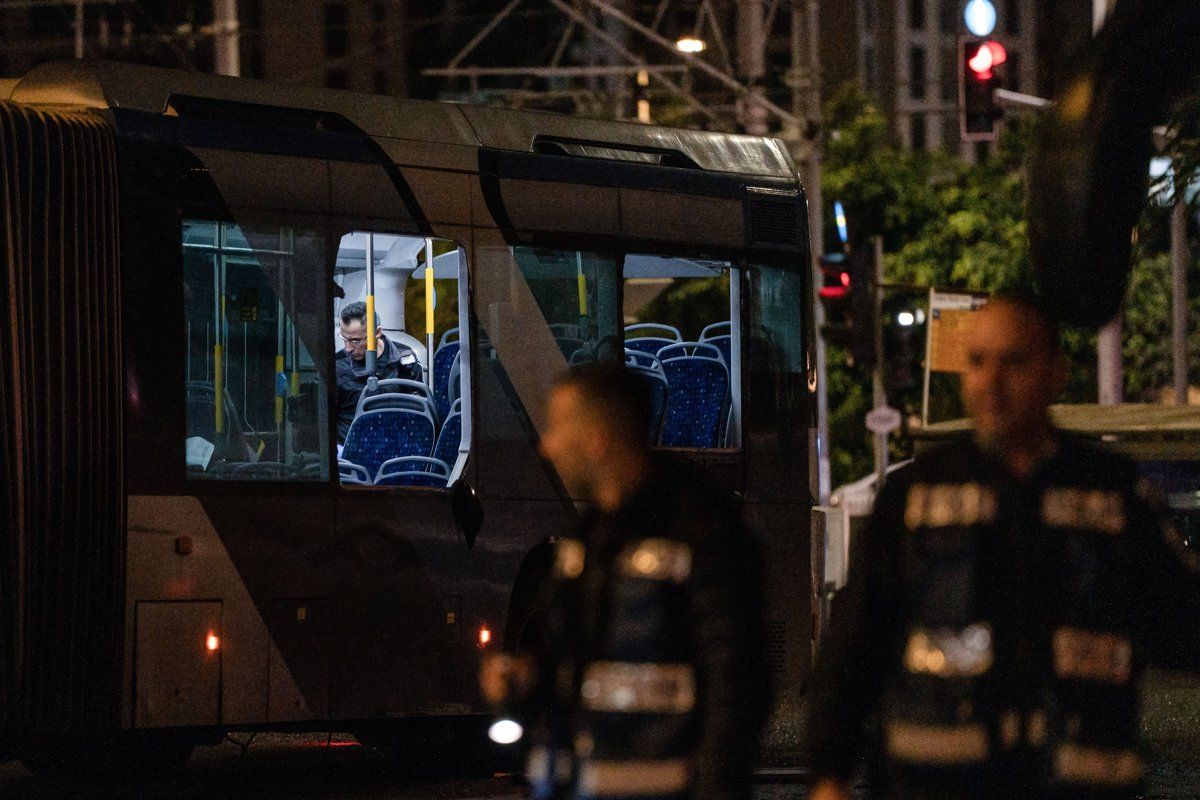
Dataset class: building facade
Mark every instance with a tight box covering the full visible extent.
[856,0,1038,159]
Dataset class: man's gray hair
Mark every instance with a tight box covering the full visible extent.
[339,301,380,328]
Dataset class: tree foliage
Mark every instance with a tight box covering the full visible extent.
[820,83,1199,487]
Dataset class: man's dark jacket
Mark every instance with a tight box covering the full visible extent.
[334,334,421,442]
[807,435,1200,800]
[527,461,772,800]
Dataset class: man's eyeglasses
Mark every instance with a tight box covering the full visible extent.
[340,335,369,346]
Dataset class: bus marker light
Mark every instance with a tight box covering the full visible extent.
[206,632,220,652]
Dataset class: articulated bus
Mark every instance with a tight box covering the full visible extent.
[0,61,815,772]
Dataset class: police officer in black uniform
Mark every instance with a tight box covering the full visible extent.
[334,300,422,443]
[482,363,772,800]
[807,294,1200,800]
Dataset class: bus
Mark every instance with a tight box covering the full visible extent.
[0,60,815,774]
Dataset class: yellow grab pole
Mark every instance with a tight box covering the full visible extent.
[214,343,225,434]
[365,233,378,375]
[425,239,435,389]
[274,354,285,424]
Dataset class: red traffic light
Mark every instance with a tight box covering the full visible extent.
[819,266,851,300]
[966,41,1006,80]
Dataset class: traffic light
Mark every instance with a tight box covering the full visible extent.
[960,38,1006,141]
[818,248,876,369]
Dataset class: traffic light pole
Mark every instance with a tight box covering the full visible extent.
[871,237,888,488]
[1094,0,1123,406]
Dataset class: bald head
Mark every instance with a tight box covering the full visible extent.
[961,296,1067,451]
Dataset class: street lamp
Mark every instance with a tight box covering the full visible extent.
[676,37,706,54]
[964,0,997,36]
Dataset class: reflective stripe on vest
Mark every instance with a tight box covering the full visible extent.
[1052,627,1132,684]
[580,661,696,714]
[886,721,988,764]
[1041,488,1126,534]
[617,538,692,583]
[578,758,690,797]
[1055,744,1144,786]
[904,483,998,530]
[903,623,993,678]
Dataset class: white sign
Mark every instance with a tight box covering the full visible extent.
[865,405,902,435]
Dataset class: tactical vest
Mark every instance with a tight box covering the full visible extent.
[883,445,1147,799]
[528,534,697,800]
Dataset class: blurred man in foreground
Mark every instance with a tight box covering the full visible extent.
[483,363,771,800]
[807,295,1200,800]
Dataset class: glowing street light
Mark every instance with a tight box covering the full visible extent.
[964,0,997,37]
[676,37,706,54]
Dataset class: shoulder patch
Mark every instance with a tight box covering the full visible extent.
[554,538,586,579]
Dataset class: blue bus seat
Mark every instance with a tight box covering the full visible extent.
[338,459,371,484]
[658,341,725,362]
[700,321,731,341]
[624,349,665,372]
[342,408,436,479]
[659,348,729,448]
[555,337,585,359]
[433,410,463,469]
[627,364,669,444]
[624,337,676,356]
[374,456,450,486]
[432,335,461,420]
[625,322,682,342]
[704,334,733,367]
[358,391,437,424]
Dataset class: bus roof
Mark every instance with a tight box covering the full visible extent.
[7,60,796,180]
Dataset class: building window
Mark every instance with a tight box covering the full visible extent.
[939,0,958,33]
[942,113,961,151]
[324,3,349,58]
[862,0,877,30]
[911,113,927,151]
[940,46,957,101]
[910,0,926,30]
[325,69,348,90]
[1005,0,1021,35]
[864,47,877,94]
[910,46,927,100]
[1006,50,1021,92]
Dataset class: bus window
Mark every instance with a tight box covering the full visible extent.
[622,255,741,449]
[182,220,331,480]
[510,246,623,364]
[332,233,472,488]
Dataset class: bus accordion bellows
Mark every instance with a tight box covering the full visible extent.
[0,60,816,773]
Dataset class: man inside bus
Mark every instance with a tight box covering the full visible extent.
[335,300,422,443]
[806,294,1200,800]
[481,363,772,800]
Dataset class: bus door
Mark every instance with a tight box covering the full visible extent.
[328,218,480,719]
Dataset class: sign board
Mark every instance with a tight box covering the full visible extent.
[922,290,989,425]
[928,291,989,373]
[865,405,902,434]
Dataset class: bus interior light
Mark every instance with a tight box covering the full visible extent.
[479,626,492,646]
[205,632,220,652]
